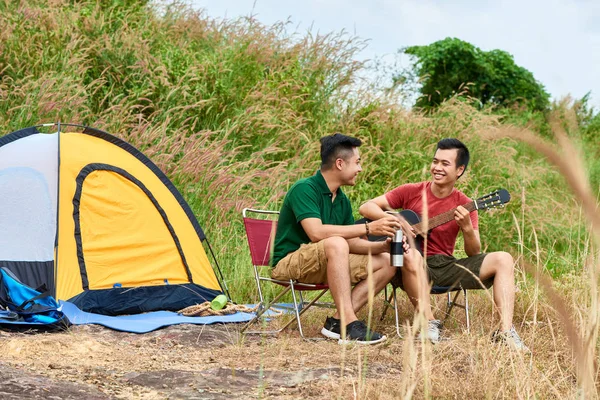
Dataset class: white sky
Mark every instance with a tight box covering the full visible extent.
[191,0,600,109]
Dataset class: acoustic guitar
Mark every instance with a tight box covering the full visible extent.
[359,189,511,251]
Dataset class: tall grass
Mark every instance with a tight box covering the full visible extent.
[485,109,599,396]
[0,1,586,281]
[1,1,599,397]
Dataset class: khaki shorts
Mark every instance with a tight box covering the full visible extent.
[392,253,493,290]
[271,241,370,285]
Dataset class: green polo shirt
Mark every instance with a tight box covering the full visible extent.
[272,170,354,266]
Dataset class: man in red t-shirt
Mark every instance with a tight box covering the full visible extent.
[359,138,528,351]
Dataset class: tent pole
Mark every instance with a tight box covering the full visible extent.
[204,238,231,300]
[53,122,62,297]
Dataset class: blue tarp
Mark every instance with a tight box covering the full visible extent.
[60,301,254,334]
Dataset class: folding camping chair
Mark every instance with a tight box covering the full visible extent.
[240,208,331,339]
[353,217,471,337]
[381,281,470,337]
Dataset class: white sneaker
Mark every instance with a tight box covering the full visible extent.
[492,327,530,352]
[416,319,442,343]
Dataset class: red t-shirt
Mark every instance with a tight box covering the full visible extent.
[385,182,478,256]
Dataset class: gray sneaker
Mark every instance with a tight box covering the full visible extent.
[492,327,530,352]
[416,319,442,343]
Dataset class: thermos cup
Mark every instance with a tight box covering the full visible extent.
[391,229,404,267]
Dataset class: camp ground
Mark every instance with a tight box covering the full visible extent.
[0,124,253,332]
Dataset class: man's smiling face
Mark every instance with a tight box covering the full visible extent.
[430,148,465,186]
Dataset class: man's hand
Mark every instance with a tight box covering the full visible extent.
[374,237,411,255]
[368,215,402,237]
[454,205,473,231]
[394,214,417,238]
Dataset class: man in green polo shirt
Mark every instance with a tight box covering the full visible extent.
[271,133,406,344]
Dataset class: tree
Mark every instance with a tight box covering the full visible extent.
[400,38,550,111]
[576,92,600,137]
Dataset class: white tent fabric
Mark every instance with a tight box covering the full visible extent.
[0,133,57,261]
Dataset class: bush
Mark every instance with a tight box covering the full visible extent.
[400,38,550,112]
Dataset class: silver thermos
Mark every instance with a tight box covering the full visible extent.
[391,229,404,267]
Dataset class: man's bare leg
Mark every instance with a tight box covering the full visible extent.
[348,253,396,312]
[400,251,435,320]
[479,251,515,331]
[323,236,357,325]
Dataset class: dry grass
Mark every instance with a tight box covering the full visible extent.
[483,106,600,397]
[0,1,599,398]
[0,280,594,398]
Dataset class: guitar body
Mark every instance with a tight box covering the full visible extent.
[398,209,424,253]
[398,209,421,225]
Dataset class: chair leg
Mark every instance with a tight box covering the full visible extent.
[278,286,330,339]
[463,289,470,334]
[378,285,402,338]
[290,282,303,337]
[440,288,470,334]
[241,285,292,334]
[243,281,330,339]
[298,290,305,310]
[380,285,392,321]
[392,286,402,338]
[441,290,461,329]
[252,265,265,304]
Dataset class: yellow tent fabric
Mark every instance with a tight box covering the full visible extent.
[56,129,221,302]
[77,170,190,289]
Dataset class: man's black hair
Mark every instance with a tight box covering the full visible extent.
[436,138,470,177]
[320,133,362,170]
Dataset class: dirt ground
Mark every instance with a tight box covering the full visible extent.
[0,298,579,399]
[0,318,378,400]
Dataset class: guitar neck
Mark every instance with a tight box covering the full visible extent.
[413,200,476,234]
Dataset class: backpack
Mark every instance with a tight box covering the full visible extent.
[0,267,70,330]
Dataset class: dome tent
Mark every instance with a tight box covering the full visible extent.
[0,124,226,315]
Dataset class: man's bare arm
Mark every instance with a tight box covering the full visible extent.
[455,206,481,256]
[358,195,394,221]
[300,216,402,243]
[463,228,481,256]
[346,237,391,255]
[359,195,416,238]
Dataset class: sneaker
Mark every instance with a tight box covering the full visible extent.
[492,327,530,352]
[416,319,442,343]
[339,320,387,345]
[321,316,341,340]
